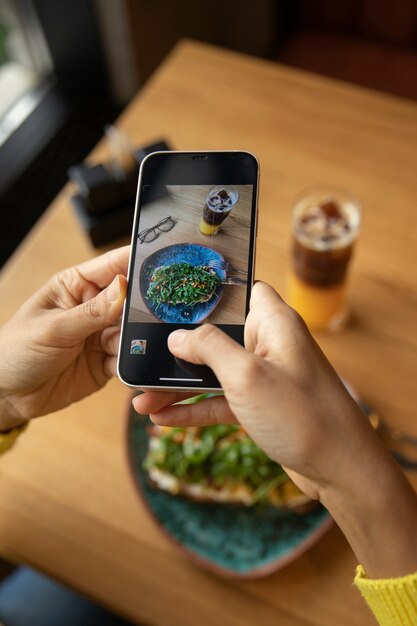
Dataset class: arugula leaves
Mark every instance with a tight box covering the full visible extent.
[145,425,288,502]
[146,263,221,306]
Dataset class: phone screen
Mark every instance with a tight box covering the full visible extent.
[118,151,258,389]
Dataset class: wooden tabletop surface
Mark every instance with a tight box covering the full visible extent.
[1,40,417,626]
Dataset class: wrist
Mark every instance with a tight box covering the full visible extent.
[320,435,417,578]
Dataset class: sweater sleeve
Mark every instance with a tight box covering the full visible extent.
[355,565,417,626]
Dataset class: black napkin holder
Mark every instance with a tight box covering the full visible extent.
[69,140,171,247]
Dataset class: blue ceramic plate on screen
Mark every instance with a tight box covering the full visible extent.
[139,243,225,324]
[126,409,333,580]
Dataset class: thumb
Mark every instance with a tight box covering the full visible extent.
[64,274,127,340]
[168,324,250,387]
[245,281,293,353]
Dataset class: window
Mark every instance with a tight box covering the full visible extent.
[0,0,53,146]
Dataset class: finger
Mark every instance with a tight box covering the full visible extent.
[101,326,121,356]
[250,281,285,312]
[103,355,117,378]
[75,246,130,289]
[59,274,127,341]
[132,390,198,415]
[150,395,237,427]
[167,325,250,387]
[245,281,294,354]
[35,247,130,312]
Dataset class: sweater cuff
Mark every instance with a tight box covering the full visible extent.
[355,564,417,626]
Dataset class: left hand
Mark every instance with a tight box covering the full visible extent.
[0,246,129,430]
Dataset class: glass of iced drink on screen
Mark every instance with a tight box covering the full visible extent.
[287,187,361,332]
[199,186,239,235]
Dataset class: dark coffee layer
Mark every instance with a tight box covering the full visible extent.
[292,238,353,286]
[203,202,233,226]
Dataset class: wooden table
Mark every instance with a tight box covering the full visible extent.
[1,40,416,626]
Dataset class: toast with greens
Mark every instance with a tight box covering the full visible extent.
[144,424,315,511]
[146,263,221,307]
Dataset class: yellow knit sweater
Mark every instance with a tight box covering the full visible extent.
[355,565,417,625]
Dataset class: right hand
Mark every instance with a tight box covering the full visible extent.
[133,282,379,503]
[135,282,417,579]
[133,283,417,578]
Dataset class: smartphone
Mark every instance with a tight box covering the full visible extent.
[117,150,259,390]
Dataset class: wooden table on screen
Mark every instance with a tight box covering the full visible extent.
[0,40,416,626]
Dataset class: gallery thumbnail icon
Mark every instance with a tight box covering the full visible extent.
[130,339,147,355]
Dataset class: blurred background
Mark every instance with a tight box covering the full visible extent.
[1,0,416,267]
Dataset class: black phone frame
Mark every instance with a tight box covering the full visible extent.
[118,151,259,390]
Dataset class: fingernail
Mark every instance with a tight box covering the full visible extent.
[168,329,188,347]
[108,275,122,302]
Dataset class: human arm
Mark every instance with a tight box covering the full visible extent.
[133,282,417,582]
[0,246,128,431]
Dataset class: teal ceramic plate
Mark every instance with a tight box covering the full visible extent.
[126,410,333,579]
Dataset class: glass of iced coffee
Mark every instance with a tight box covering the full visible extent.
[199,186,240,235]
[287,187,361,332]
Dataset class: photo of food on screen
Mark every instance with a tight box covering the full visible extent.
[128,184,253,325]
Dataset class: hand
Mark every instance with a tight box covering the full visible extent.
[134,282,417,578]
[0,246,129,429]
[134,282,374,502]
